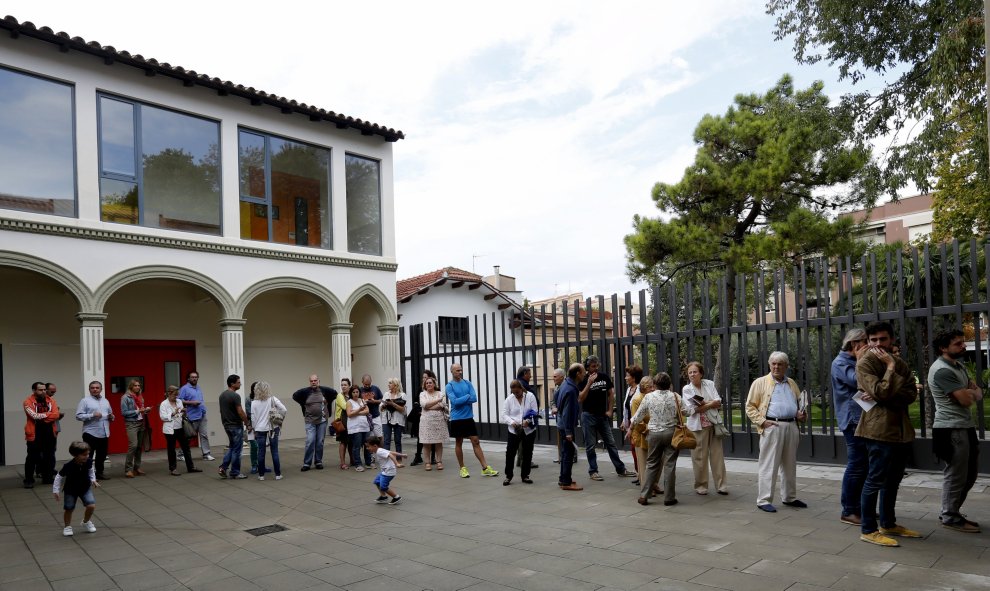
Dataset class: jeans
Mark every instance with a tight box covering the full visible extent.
[505,430,536,480]
[220,427,244,476]
[303,421,327,467]
[558,434,575,485]
[256,429,281,477]
[861,439,907,534]
[82,433,109,477]
[383,424,403,453]
[581,412,627,475]
[350,431,369,467]
[840,424,868,517]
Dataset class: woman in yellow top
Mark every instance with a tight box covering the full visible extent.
[626,375,651,486]
[336,378,352,469]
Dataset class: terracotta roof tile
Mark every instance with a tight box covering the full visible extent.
[396,267,482,301]
[0,15,404,142]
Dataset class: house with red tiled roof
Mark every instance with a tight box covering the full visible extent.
[397,266,533,428]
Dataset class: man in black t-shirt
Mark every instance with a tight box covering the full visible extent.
[217,375,249,480]
[578,356,635,481]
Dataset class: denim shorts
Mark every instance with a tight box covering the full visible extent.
[63,489,96,510]
[373,473,395,492]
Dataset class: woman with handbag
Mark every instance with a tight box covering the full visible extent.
[250,381,287,481]
[346,384,372,471]
[682,361,729,496]
[159,386,202,476]
[630,372,684,506]
[417,376,448,471]
[382,377,408,458]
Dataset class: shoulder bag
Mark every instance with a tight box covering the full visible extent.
[268,398,286,428]
[671,394,697,450]
[181,413,197,439]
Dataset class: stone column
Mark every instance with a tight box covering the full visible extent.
[330,322,353,383]
[378,324,400,379]
[77,312,107,391]
[219,318,246,381]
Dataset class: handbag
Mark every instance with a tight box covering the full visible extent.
[712,422,730,439]
[181,416,196,439]
[268,398,286,428]
[671,395,697,450]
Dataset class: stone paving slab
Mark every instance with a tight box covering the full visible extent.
[2,437,989,590]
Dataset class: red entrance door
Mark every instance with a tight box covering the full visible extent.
[104,340,197,454]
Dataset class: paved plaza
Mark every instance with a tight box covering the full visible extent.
[3,437,990,591]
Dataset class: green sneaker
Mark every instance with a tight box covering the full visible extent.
[482,465,499,477]
[459,466,470,478]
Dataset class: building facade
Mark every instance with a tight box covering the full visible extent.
[0,18,402,463]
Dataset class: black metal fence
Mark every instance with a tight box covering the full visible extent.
[400,237,990,470]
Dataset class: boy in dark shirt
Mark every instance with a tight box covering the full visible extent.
[53,440,99,536]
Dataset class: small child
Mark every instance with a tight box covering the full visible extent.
[53,441,99,536]
[365,436,406,505]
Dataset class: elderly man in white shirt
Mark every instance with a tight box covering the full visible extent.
[502,379,539,485]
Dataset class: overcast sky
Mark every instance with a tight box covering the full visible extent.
[4,1,870,300]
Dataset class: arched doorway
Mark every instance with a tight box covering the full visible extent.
[241,287,335,440]
[101,278,225,454]
[0,267,84,464]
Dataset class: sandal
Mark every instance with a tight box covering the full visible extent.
[339,464,349,470]
[437,462,444,470]
[425,464,432,471]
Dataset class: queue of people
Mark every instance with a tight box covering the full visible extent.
[25,326,985,547]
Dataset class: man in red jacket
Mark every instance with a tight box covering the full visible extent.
[24,381,60,488]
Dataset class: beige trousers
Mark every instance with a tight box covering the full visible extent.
[691,425,727,492]
[756,421,799,506]
[635,446,647,484]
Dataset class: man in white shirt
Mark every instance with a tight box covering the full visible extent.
[502,379,538,485]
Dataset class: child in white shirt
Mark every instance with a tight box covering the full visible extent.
[366,435,406,505]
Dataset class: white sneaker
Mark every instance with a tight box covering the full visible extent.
[257,476,265,481]
[82,520,96,533]
[62,526,73,536]
[203,454,216,461]
[274,475,283,481]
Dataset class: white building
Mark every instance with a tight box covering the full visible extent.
[396,267,533,428]
[0,17,402,463]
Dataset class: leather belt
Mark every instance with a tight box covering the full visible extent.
[766,416,795,422]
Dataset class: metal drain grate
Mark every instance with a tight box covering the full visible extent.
[245,524,288,536]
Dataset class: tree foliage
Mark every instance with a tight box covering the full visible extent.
[768,0,986,200]
[932,103,990,241]
[625,75,874,316]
